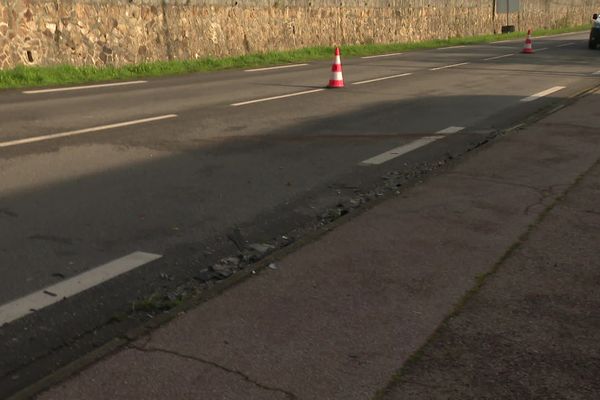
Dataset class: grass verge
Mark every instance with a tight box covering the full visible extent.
[0,24,589,90]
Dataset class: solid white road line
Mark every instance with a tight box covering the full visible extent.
[436,126,465,134]
[360,137,442,165]
[536,47,549,52]
[245,63,308,72]
[361,52,403,59]
[0,114,178,148]
[484,53,515,61]
[429,62,469,71]
[593,70,600,75]
[521,86,565,102]
[360,126,464,166]
[23,80,147,94]
[231,88,325,106]
[556,42,575,47]
[0,251,162,326]
[352,73,412,85]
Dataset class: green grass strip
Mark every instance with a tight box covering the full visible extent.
[0,24,590,90]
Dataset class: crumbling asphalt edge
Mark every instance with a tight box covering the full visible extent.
[10,82,600,400]
[370,86,600,400]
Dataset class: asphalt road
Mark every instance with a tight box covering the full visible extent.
[1,31,599,397]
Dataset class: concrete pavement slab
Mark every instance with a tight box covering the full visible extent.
[38,347,290,400]
[379,158,600,400]
[36,90,600,399]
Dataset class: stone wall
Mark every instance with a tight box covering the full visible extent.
[0,0,596,70]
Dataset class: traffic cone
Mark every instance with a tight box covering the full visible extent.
[522,29,534,54]
[328,47,344,88]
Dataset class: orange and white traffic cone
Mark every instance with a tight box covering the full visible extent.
[327,47,344,88]
[522,29,534,54]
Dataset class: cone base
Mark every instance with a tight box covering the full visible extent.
[328,80,345,88]
[522,49,534,54]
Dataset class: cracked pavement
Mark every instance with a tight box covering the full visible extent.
[34,87,600,398]
[379,159,600,400]
[128,345,298,399]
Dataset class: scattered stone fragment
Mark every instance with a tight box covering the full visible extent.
[159,273,173,281]
[211,263,233,278]
[227,228,245,251]
[241,251,259,263]
[166,291,182,302]
[194,269,216,282]
[248,243,275,254]
[221,256,240,266]
[268,263,277,270]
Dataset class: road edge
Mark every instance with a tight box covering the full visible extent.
[9,82,600,400]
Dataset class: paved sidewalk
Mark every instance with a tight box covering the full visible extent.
[37,89,600,400]
[379,156,600,400]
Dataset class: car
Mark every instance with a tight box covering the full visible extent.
[589,13,600,49]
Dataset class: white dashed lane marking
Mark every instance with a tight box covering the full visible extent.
[521,86,565,102]
[231,88,325,106]
[437,45,467,50]
[437,126,466,134]
[0,252,162,326]
[360,127,464,166]
[361,53,403,59]
[352,73,412,85]
[23,80,147,94]
[429,62,469,71]
[0,114,178,148]
[484,53,515,61]
[245,64,308,72]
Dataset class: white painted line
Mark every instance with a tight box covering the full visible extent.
[520,86,565,102]
[556,42,575,47]
[488,46,521,50]
[547,104,565,114]
[484,53,515,61]
[437,45,467,50]
[506,123,525,132]
[352,73,412,85]
[360,137,442,165]
[490,39,521,44]
[0,251,162,326]
[245,63,308,72]
[536,31,585,39]
[536,47,549,52]
[0,114,178,148]
[490,31,583,45]
[436,126,465,134]
[361,52,403,59]
[359,126,465,166]
[593,70,600,75]
[23,80,147,94]
[429,62,469,71]
[231,88,325,106]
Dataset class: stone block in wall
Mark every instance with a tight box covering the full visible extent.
[0,0,595,70]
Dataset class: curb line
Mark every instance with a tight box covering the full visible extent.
[9,83,600,400]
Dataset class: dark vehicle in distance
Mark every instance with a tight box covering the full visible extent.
[590,13,600,49]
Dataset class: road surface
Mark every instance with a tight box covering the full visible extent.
[1,31,598,397]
